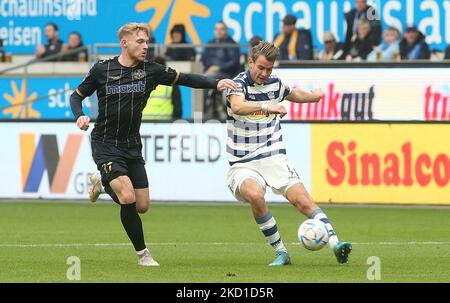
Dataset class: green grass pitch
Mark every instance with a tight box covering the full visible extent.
[0,201,449,282]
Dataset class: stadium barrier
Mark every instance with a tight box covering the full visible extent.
[0,58,202,119]
[1,121,448,205]
[1,61,449,121]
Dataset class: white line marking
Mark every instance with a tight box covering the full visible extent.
[0,241,449,248]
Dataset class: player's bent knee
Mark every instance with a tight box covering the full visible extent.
[137,205,148,213]
[240,183,263,200]
[245,191,265,204]
[118,190,136,204]
[137,201,149,213]
[240,180,264,200]
[134,187,150,213]
[241,188,265,206]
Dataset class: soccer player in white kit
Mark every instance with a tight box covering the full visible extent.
[226,41,352,266]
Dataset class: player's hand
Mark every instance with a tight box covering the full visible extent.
[76,115,90,131]
[311,88,324,102]
[268,104,287,119]
[217,79,237,92]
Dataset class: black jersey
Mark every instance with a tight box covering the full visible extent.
[77,56,178,148]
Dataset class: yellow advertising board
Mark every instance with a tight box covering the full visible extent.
[311,124,450,204]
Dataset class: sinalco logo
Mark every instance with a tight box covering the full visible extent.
[20,133,83,193]
[135,0,210,44]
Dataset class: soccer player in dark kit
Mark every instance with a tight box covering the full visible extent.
[70,22,237,266]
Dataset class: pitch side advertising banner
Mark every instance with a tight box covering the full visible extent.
[311,124,450,204]
[0,122,311,202]
[276,68,450,121]
[1,122,448,204]
[0,77,192,120]
[1,68,448,121]
[0,77,95,119]
[1,0,449,54]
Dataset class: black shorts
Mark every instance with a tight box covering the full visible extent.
[91,140,148,189]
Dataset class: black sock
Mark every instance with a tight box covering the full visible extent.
[104,185,120,204]
[120,203,146,252]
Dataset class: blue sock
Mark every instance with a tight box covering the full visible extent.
[255,211,287,253]
[309,208,339,249]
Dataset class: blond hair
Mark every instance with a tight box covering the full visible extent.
[117,22,150,41]
[250,41,279,63]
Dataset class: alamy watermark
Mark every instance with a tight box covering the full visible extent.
[366,256,381,281]
[367,6,381,21]
[67,0,82,21]
[66,256,81,281]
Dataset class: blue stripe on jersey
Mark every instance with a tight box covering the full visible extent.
[226,78,247,95]
[229,149,286,165]
[228,116,278,130]
[227,135,284,158]
[231,71,282,95]
[227,122,281,142]
[245,89,280,102]
[227,91,281,104]
[226,70,288,165]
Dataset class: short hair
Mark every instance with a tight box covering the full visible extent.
[170,24,186,42]
[249,35,263,48]
[282,14,297,26]
[385,26,401,39]
[117,22,150,41]
[250,41,279,63]
[45,22,58,32]
[170,24,186,36]
[69,32,83,46]
[215,21,227,29]
[323,32,336,43]
[70,32,82,39]
[405,25,419,33]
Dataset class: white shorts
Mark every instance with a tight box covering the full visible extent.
[227,154,302,202]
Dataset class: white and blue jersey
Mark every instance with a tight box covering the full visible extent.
[226,70,292,166]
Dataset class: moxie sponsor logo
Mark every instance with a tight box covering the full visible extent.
[106,81,145,95]
[289,83,375,121]
[326,141,450,187]
[425,86,450,121]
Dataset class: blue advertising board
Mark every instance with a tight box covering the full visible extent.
[0,76,192,119]
[0,0,449,54]
[0,77,92,119]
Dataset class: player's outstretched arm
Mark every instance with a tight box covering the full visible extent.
[285,88,324,103]
[70,62,100,131]
[176,73,237,92]
[70,89,90,131]
[229,94,287,118]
